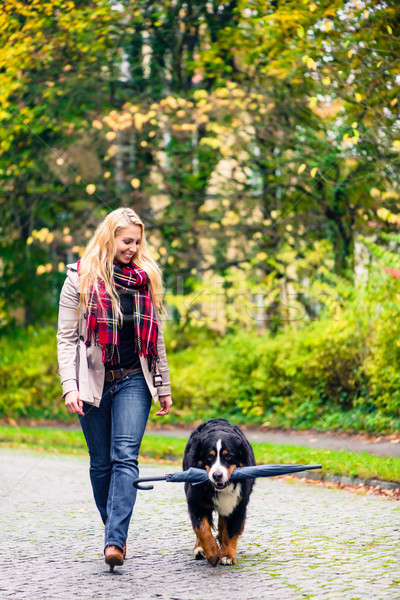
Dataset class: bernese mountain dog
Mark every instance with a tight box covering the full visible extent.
[183,418,256,566]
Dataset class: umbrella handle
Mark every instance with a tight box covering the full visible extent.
[132,475,167,490]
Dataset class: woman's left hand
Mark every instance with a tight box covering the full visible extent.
[156,394,173,416]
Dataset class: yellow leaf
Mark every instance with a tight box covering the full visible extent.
[324,21,333,32]
[377,60,382,68]
[306,57,317,70]
[387,25,393,35]
[352,122,358,129]
[322,77,331,85]
[390,98,398,107]
[297,26,304,38]
[309,2,317,12]
[86,184,96,195]
[370,188,381,199]
[355,92,363,103]
[348,49,355,58]
[310,167,318,178]
[130,178,140,188]
[298,163,307,175]
[393,140,400,151]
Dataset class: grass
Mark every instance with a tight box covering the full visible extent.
[1,424,399,483]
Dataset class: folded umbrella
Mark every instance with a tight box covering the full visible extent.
[132,464,321,490]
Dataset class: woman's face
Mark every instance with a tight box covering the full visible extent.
[114,224,142,265]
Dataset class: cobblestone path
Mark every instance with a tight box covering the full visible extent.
[1,449,399,600]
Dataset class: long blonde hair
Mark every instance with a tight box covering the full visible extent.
[78,207,165,321]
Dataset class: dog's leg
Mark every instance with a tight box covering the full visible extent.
[218,514,245,565]
[193,516,220,567]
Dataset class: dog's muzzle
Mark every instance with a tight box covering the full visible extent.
[210,470,231,490]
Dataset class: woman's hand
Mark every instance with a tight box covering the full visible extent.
[156,394,173,416]
[65,390,84,416]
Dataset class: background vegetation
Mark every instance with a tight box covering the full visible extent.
[1,1,400,433]
[2,425,399,483]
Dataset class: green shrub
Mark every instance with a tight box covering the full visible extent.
[0,326,69,420]
[167,278,400,432]
[2,267,400,434]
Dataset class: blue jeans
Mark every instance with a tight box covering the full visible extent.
[78,370,151,552]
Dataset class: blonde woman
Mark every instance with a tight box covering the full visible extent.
[57,207,172,571]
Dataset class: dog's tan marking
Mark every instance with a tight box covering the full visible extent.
[222,449,228,456]
[194,517,220,567]
[218,515,245,565]
[209,449,216,456]
[227,464,237,478]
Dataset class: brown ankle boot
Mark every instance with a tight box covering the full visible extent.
[105,545,124,571]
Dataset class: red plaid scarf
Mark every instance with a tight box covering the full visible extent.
[77,260,159,371]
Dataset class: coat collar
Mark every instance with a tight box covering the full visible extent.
[67,262,78,272]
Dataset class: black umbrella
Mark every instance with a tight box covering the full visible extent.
[132,464,322,490]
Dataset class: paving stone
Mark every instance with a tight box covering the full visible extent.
[0,449,399,600]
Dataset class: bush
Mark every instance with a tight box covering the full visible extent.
[167,276,400,432]
[0,325,69,420]
[2,268,400,434]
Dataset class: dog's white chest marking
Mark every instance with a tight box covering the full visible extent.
[213,483,241,517]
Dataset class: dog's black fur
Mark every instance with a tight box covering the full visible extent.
[183,418,256,566]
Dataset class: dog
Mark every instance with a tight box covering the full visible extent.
[183,418,256,566]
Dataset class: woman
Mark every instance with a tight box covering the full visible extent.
[57,207,172,571]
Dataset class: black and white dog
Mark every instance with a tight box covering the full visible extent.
[183,418,256,566]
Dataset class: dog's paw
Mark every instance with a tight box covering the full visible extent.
[194,547,206,560]
[207,552,221,567]
[219,556,236,565]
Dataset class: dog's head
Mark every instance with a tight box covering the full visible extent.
[197,432,247,491]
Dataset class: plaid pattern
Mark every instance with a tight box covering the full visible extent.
[77,260,159,371]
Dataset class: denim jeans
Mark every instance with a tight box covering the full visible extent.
[78,370,151,552]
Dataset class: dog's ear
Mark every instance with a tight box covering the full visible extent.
[183,435,204,469]
[238,440,250,465]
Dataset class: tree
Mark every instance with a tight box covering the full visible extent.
[0,0,121,324]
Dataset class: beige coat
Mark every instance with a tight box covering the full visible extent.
[57,262,171,407]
